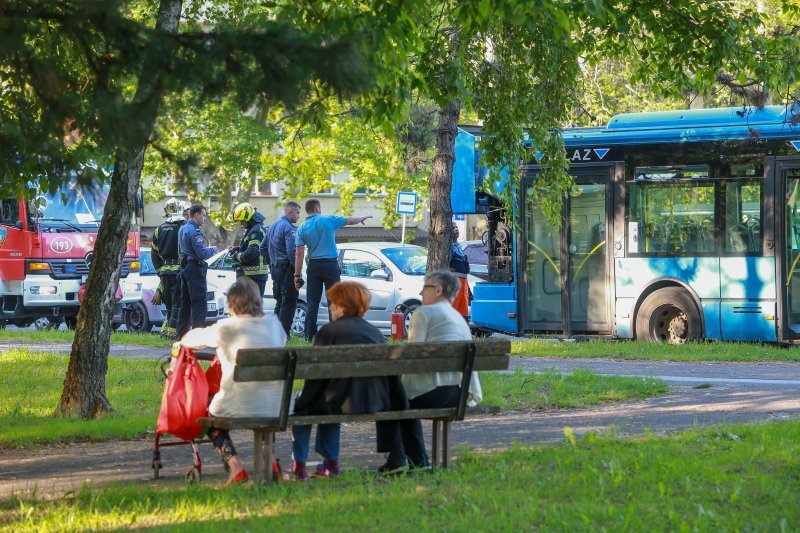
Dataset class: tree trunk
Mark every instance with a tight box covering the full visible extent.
[56,0,183,418]
[426,98,462,272]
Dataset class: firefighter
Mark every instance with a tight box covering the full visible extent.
[151,198,185,338]
[176,203,217,339]
[229,202,268,296]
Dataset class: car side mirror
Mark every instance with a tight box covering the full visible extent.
[370,269,391,281]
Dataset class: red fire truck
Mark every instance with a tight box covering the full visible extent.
[0,181,142,329]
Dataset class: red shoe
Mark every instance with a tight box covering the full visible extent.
[292,461,310,482]
[223,469,249,487]
[315,458,342,477]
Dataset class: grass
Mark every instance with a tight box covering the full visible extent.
[481,368,668,410]
[0,329,173,348]
[2,419,799,531]
[0,349,666,449]
[512,337,800,362]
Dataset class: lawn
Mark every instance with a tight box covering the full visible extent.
[0,349,667,448]
[512,337,800,362]
[2,419,798,531]
[0,329,173,349]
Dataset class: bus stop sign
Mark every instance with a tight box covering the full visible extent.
[396,191,418,215]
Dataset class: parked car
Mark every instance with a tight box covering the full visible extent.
[461,239,489,281]
[123,247,226,333]
[337,242,484,335]
[206,250,329,337]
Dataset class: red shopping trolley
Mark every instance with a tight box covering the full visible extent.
[152,346,219,483]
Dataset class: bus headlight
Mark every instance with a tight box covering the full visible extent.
[30,285,57,295]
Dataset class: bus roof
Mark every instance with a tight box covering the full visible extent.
[562,105,800,145]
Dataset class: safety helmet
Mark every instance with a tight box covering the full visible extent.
[164,198,185,221]
[233,202,255,222]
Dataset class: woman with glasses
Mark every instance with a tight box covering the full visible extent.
[376,269,482,472]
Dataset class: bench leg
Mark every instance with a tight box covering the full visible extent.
[265,432,275,486]
[442,421,451,469]
[253,430,264,484]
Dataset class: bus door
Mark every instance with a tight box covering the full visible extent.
[522,167,613,335]
[778,157,800,339]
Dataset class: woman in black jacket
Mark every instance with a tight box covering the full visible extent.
[290,282,408,480]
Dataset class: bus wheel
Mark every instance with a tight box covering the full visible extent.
[635,287,701,344]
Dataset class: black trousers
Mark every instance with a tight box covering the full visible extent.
[271,262,299,336]
[176,262,207,339]
[236,273,267,297]
[159,273,181,331]
[376,385,460,467]
[304,258,340,340]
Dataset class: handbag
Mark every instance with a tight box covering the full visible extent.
[156,346,209,441]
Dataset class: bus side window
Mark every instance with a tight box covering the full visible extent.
[0,199,19,227]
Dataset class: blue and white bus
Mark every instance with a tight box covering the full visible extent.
[453,105,800,343]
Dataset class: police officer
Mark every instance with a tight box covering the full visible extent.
[176,203,217,339]
[294,199,372,340]
[151,198,185,338]
[229,202,268,296]
[262,201,301,336]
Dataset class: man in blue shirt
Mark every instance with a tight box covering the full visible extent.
[294,199,372,340]
[176,203,217,339]
[262,201,301,336]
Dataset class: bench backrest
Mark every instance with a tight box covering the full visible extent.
[233,339,511,382]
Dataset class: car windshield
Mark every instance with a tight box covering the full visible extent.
[36,182,107,227]
[140,250,157,275]
[381,246,427,275]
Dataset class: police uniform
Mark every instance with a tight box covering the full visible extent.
[152,219,182,336]
[176,219,216,339]
[262,214,298,336]
[232,211,268,295]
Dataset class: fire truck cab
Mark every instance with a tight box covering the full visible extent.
[0,182,142,329]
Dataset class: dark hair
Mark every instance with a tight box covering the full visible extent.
[227,277,264,317]
[285,201,301,211]
[326,282,371,317]
[305,199,321,214]
[188,203,206,217]
[425,270,460,302]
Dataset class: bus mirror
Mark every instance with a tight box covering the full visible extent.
[15,221,22,229]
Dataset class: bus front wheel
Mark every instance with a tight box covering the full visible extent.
[635,287,701,344]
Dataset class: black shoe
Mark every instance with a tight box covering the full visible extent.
[408,459,432,474]
[377,459,407,475]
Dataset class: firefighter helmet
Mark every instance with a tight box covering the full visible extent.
[233,202,255,222]
[164,198,185,221]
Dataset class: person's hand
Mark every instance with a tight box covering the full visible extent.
[294,275,304,289]
[361,215,373,225]
[150,287,162,306]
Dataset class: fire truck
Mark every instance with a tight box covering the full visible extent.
[0,181,142,329]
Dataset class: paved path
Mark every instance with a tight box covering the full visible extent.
[2,351,800,500]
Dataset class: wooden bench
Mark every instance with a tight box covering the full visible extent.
[199,338,510,484]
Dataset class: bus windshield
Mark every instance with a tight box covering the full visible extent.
[36,183,107,228]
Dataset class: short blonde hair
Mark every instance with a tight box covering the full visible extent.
[326,282,371,317]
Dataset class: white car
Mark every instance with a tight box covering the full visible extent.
[206,250,329,337]
[123,247,226,333]
[337,242,482,335]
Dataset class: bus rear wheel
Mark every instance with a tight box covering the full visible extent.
[635,287,701,344]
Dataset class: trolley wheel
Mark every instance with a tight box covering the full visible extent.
[635,287,701,344]
[186,467,201,484]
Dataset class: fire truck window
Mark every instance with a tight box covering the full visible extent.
[0,199,19,226]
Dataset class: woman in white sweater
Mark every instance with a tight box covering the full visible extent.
[376,270,482,472]
[179,276,286,486]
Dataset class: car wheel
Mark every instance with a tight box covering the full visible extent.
[635,287,701,344]
[125,302,152,333]
[34,316,61,331]
[403,303,420,338]
[64,316,78,330]
[291,302,307,337]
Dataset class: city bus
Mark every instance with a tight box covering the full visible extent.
[453,105,800,343]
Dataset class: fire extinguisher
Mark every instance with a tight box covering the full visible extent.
[391,305,406,340]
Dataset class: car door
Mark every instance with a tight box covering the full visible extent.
[339,248,393,329]
[207,252,238,293]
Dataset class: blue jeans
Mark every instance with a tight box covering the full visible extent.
[291,423,341,462]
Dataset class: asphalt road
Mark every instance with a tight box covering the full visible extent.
[2,351,800,500]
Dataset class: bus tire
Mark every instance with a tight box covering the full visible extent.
[635,287,701,344]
